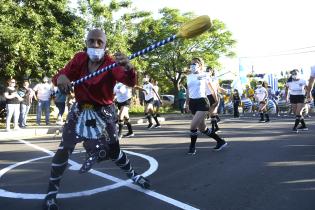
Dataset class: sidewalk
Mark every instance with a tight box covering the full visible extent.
[0,113,189,140]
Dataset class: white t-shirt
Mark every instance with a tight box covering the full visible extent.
[286,79,306,95]
[114,82,132,103]
[33,83,52,101]
[205,75,218,96]
[143,82,155,101]
[255,86,267,102]
[311,65,315,78]
[187,73,207,99]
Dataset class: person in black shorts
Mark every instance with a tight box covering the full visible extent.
[186,58,227,155]
[285,69,308,132]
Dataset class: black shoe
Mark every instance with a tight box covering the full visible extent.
[154,124,161,128]
[214,127,221,133]
[132,175,150,189]
[187,146,196,155]
[43,197,59,210]
[265,119,270,122]
[259,119,265,123]
[297,126,308,131]
[147,123,154,129]
[292,127,298,133]
[123,132,134,137]
[79,153,98,173]
[213,140,227,151]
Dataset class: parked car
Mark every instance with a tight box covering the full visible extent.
[161,94,175,106]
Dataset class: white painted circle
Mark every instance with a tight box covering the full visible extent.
[0,150,158,199]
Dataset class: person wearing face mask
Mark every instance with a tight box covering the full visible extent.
[33,76,54,125]
[4,78,23,131]
[254,81,269,122]
[185,58,227,155]
[42,29,149,210]
[205,67,227,132]
[285,69,308,132]
[135,77,161,129]
[113,82,134,138]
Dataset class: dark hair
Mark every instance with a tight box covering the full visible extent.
[192,57,204,66]
[290,69,299,74]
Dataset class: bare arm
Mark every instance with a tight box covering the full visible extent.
[152,88,162,102]
[284,86,289,101]
[307,77,315,100]
[207,81,218,102]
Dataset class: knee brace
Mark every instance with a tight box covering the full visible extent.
[123,117,130,123]
[201,128,212,136]
[190,129,198,138]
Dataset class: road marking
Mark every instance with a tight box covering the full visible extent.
[0,139,199,210]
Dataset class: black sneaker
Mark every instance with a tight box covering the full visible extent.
[292,127,298,133]
[213,140,227,151]
[132,175,150,189]
[214,127,221,133]
[123,132,134,137]
[43,197,59,210]
[154,124,161,128]
[79,153,98,173]
[259,119,265,123]
[187,146,196,155]
[297,126,308,131]
[147,123,154,129]
[265,119,270,122]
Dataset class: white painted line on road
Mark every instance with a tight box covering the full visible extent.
[0,138,199,210]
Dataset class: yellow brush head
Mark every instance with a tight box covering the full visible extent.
[177,15,212,39]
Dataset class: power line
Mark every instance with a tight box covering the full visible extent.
[276,45,315,53]
[242,49,315,59]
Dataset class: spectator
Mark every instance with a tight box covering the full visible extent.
[33,76,53,125]
[4,78,23,131]
[232,89,241,118]
[178,84,187,114]
[18,79,35,128]
[217,93,225,114]
[53,86,67,125]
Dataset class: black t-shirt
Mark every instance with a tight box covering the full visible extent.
[5,87,19,104]
[18,87,31,105]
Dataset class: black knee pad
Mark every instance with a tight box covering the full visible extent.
[53,147,73,163]
[190,129,198,137]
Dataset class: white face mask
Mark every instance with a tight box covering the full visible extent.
[190,64,199,73]
[87,48,105,61]
[292,74,299,80]
[257,85,262,88]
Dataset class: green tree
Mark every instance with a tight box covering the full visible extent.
[0,0,86,81]
[130,8,237,103]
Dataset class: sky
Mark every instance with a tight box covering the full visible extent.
[120,0,315,77]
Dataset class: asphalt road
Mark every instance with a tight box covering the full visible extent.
[0,115,314,210]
